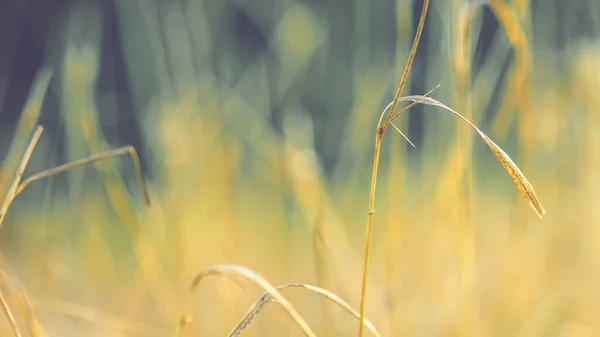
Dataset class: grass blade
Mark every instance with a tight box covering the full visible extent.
[228,283,381,337]
[397,95,546,219]
[177,264,316,337]
[0,126,44,228]
[0,290,22,337]
[14,145,151,206]
[0,269,48,337]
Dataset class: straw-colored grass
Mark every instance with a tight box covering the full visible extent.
[229,283,380,337]
[176,264,316,337]
[2,0,598,336]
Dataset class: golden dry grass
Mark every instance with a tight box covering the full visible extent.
[0,1,598,336]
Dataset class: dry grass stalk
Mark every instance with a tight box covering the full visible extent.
[0,126,44,228]
[228,291,270,337]
[14,146,151,206]
[357,0,429,336]
[397,95,546,218]
[0,126,151,229]
[386,84,441,146]
[0,125,151,336]
[0,290,22,337]
[0,269,48,337]
[0,68,52,197]
[177,264,315,337]
[358,0,546,334]
[228,283,381,337]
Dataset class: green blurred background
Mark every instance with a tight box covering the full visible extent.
[0,0,600,336]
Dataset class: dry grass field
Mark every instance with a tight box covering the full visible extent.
[0,0,599,336]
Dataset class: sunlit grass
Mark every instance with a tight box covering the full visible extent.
[0,1,599,336]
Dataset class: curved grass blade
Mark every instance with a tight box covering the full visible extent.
[229,283,381,337]
[397,95,546,219]
[14,145,151,206]
[176,264,316,337]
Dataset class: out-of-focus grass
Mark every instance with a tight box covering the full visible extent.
[1,1,600,336]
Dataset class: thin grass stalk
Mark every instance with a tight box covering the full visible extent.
[0,125,154,336]
[228,292,271,337]
[357,1,429,336]
[0,126,44,228]
[358,136,381,337]
[0,270,48,337]
[228,283,381,337]
[14,146,151,206]
[0,68,51,196]
[176,264,316,337]
[0,291,22,337]
[381,0,431,134]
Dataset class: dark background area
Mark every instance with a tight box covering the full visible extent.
[0,0,595,174]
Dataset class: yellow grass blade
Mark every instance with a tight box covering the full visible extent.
[0,126,44,228]
[177,264,316,337]
[1,126,151,229]
[0,269,48,337]
[0,290,21,337]
[14,146,151,206]
[229,283,381,337]
[390,83,440,122]
[397,95,546,219]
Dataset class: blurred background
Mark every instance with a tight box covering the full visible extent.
[0,0,599,336]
